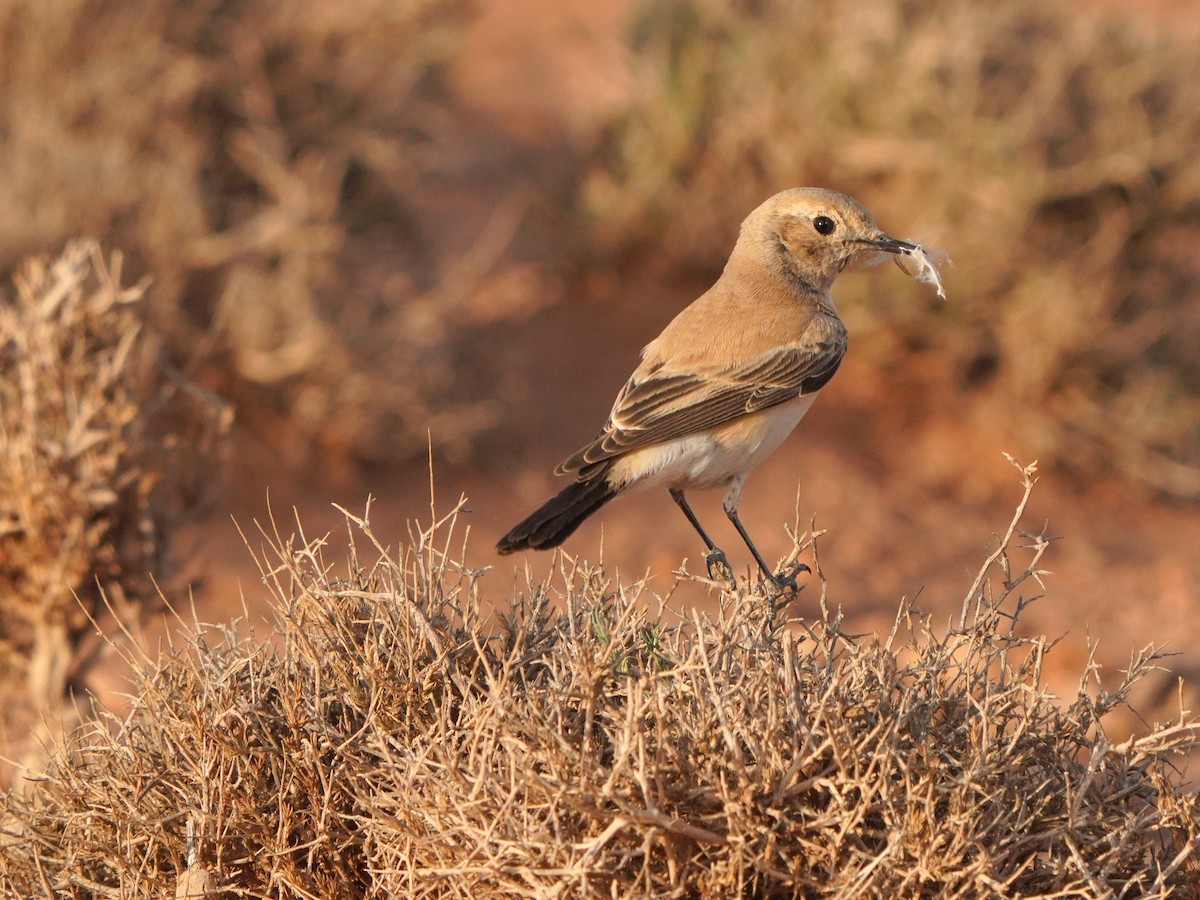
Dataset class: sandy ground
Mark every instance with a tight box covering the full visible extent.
[151,0,1200,744]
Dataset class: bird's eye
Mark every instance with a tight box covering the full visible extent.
[813,215,836,235]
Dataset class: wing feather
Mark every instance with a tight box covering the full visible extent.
[557,329,847,474]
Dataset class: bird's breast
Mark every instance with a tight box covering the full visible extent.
[608,392,819,493]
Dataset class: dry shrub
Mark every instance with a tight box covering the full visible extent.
[0,0,535,466]
[2,462,1198,896]
[0,240,227,783]
[585,0,1200,498]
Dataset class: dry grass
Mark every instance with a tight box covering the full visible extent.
[585,0,1200,499]
[0,0,547,467]
[1,462,1197,896]
[0,240,227,785]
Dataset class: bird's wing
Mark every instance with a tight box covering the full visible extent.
[557,332,847,474]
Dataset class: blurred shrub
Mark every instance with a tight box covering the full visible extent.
[585,0,1200,498]
[1,472,1199,895]
[0,0,536,467]
[0,241,227,781]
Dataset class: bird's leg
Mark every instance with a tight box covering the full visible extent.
[725,506,799,590]
[669,488,735,586]
[722,480,809,593]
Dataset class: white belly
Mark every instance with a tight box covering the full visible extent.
[609,392,819,493]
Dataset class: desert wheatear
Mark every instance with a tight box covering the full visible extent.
[498,187,943,588]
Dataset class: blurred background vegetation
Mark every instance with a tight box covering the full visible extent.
[585,0,1200,499]
[0,0,528,472]
[2,0,1197,495]
[1,0,1198,789]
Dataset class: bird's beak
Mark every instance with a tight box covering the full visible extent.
[856,233,919,255]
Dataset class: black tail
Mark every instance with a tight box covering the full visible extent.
[497,470,618,554]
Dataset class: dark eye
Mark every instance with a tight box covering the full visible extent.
[813,215,836,235]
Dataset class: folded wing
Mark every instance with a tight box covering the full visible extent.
[557,332,847,475]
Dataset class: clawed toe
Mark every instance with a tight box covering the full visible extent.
[772,573,798,592]
[705,550,737,586]
[769,562,811,593]
[702,552,809,593]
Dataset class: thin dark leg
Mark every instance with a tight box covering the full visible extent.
[669,489,734,584]
[725,506,810,591]
[725,507,776,582]
[670,488,718,550]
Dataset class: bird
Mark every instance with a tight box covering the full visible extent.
[497,187,935,589]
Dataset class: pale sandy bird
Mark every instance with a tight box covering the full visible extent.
[498,187,938,589]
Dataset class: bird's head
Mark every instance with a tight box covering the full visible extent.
[738,187,925,292]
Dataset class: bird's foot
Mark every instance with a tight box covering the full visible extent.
[705,550,737,587]
[768,562,811,594]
